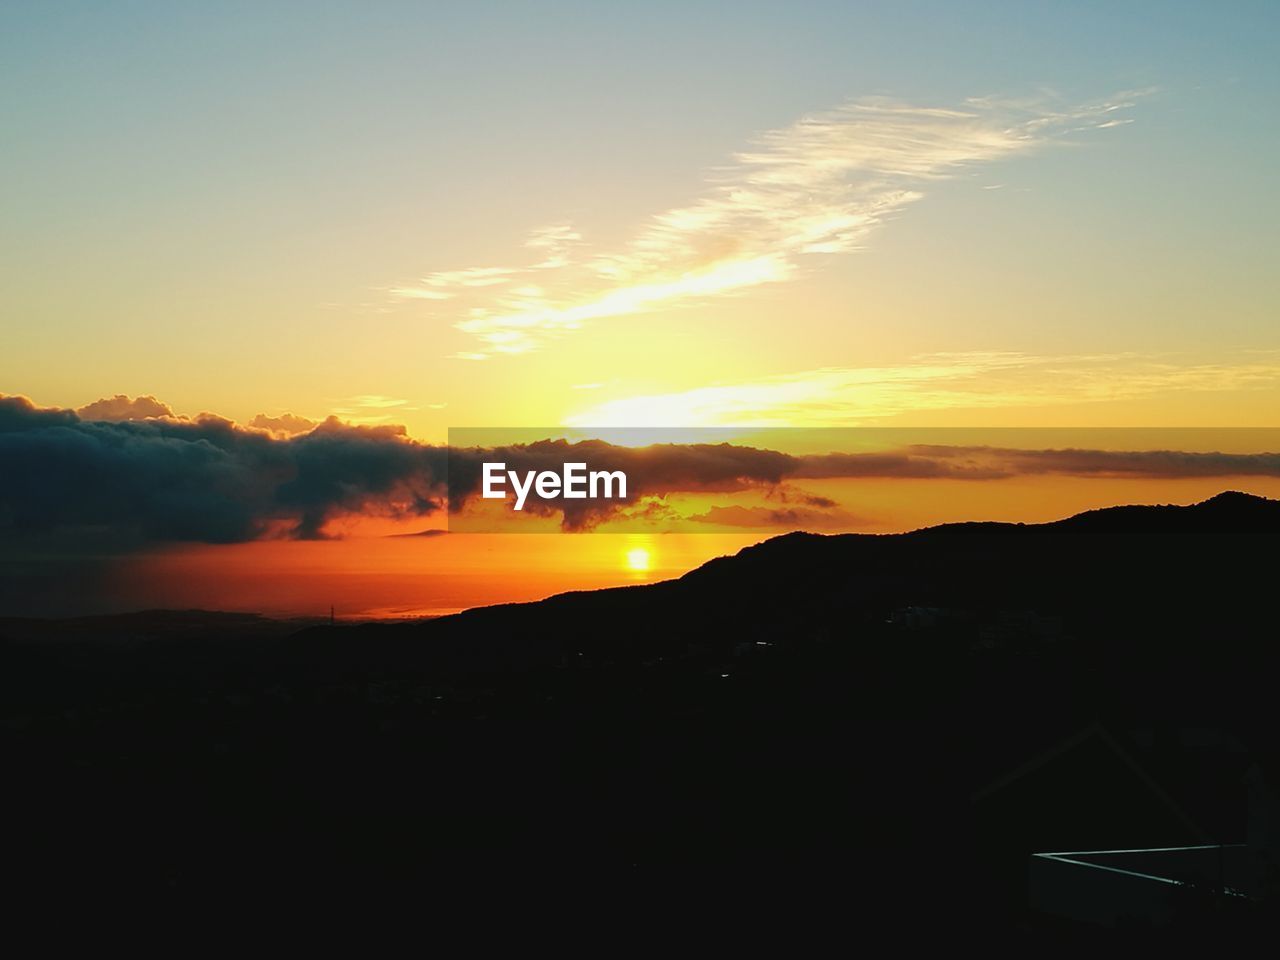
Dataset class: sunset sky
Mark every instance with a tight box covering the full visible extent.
[2,3,1278,617]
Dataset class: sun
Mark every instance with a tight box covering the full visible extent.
[624,547,652,573]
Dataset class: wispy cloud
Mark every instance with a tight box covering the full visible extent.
[564,351,1280,427]
[330,395,422,425]
[392,92,1147,358]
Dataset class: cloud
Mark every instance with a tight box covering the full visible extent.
[6,392,1278,545]
[0,395,78,432]
[762,484,837,508]
[792,449,1009,480]
[921,445,1280,479]
[565,351,1280,427]
[445,439,798,530]
[329,394,422,425]
[444,439,1033,529]
[0,395,449,546]
[76,394,176,421]
[392,92,1144,357]
[802,444,1280,483]
[341,395,412,409]
[448,437,1280,529]
[249,412,319,436]
[687,504,862,530]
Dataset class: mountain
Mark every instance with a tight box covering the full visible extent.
[384,490,1278,671]
[4,492,1278,937]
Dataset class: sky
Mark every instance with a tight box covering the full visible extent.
[4,1,1279,435]
[2,2,1279,616]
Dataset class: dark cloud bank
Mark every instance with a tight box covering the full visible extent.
[0,395,445,546]
[3,394,1280,549]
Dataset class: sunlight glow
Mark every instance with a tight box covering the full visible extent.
[625,546,652,573]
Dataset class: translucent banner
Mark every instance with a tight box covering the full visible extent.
[446,427,1280,533]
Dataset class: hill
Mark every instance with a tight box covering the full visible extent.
[4,492,1278,937]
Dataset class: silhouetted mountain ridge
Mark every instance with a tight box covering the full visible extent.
[419,491,1277,652]
[4,490,1278,937]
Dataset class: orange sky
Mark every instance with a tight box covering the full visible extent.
[110,470,1280,619]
